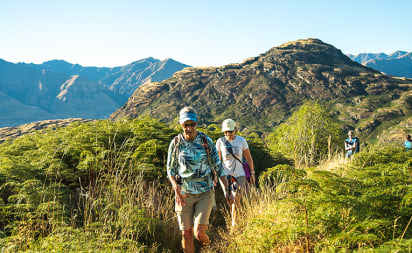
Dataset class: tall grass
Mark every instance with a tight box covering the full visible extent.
[1,134,181,252]
[205,149,412,252]
[2,125,411,252]
[70,136,181,252]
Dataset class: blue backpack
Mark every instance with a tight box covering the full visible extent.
[354,137,360,152]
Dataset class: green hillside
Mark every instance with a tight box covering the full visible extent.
[0,115,411,252]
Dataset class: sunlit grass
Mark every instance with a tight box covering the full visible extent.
[1,120,411,252]
[205,149,412,252]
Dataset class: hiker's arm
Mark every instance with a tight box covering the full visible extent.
[243,148,255,185]
[344,141,350,150]
[166,140,185,205]
[168,175,185,206]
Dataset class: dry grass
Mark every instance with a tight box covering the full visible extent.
[205,153,357,252]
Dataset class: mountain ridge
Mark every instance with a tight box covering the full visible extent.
[348,51,412,78]
[0,57,189,127]
[111,38,412,143]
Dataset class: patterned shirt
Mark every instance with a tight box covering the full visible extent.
[167,132,225,194]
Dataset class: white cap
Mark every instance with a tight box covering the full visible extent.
[222,119,236,132]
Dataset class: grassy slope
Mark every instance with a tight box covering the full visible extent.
[214,147,412,252]
[0,119,411,252]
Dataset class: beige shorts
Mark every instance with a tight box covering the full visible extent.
[235,176,248,191]
[175,190,214,231]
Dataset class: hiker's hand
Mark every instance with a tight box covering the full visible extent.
[250,173,256,185]
[213,177,217,187]
[224,190,233,205]
[174,185,186,206]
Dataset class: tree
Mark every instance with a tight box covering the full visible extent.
[267,101,341,167]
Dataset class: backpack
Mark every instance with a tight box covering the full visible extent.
[354,137,360,152]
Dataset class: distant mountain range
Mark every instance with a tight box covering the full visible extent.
[111,39,412,143]
[2,39,411,144]
[0,58,189,127]
[348,51,412,78]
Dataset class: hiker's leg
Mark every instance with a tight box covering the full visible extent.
[194,223,210,246]
[193,191,213,246]
[182,228,195,253]
[232,176,247,226]
[176,194,195,253]
[231,192,240,226]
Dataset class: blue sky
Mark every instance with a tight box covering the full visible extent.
[1,0,411,67]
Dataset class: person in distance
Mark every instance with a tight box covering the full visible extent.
[345,130,359,158]
[404,134,411,151]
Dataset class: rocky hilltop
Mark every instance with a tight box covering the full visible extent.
[111,39,412,142]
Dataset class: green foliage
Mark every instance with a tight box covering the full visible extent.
[267,101,342,166]
[0,117,181,251]
[231,144,412,251]
[1,114,411,252]
[259,164,305,188]
[242,132,293,176]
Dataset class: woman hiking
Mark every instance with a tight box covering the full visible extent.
[216,119,255,227]
[167,106,231,253]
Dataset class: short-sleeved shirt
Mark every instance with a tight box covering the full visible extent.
[216,136,249,178]
[405,140,412,151]
[346,137,359,153]
[167,132,225,194]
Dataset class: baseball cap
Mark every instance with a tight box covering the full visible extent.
[222,119,236,132]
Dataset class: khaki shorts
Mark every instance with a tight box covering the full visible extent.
[175,190,214,231]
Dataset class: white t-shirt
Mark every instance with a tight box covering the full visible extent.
[216,136,249,178]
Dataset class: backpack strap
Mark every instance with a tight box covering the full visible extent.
[200,133,217,185]
[222,137,243,164]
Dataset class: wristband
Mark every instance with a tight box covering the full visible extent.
[251,171,255,174]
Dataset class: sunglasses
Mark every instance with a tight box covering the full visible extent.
[225,130,234,133]
[182,123,197,128]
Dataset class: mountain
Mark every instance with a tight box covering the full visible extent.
[21,58,190,103]
[111,39,412,143]
[348,51,412,78]
[347,52,390,64]
[0,59,119,127]
[0,58,189,127]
